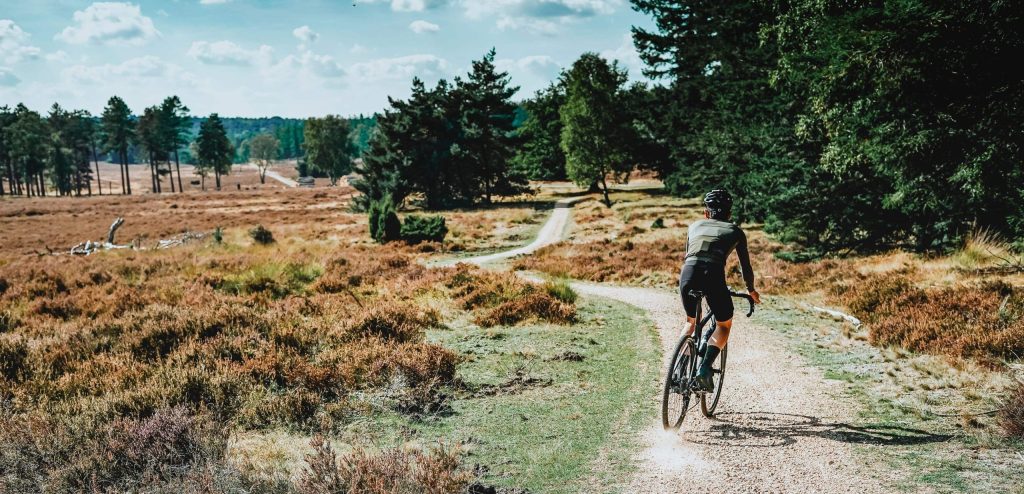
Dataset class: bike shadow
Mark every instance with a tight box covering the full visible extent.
[684,412,952,448]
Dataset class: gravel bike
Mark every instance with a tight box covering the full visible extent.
[662,290,755,430]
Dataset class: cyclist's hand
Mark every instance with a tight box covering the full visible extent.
[749,290,761,304]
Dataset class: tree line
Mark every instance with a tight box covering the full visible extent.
[621,0,1023,253]
[0,99,377,195]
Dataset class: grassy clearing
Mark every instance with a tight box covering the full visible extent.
[760,298,1024,493]
[299,297,661,493]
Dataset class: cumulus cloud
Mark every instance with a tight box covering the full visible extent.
[45,50,70,63]
[199,0,231,4]
[348,54,449,82]
[56,2,161,45]
[0,67,20,86]
[292,25,319,44]
[600,34,642,76]
[462,0,620,34]
[63,55,194,85]
[188,40,273,66]
[0,20,42,64]
[409,20,440,34]
[357,0,446,12]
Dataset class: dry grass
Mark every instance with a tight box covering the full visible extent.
[999,380,1024,439]
[0,186,361,258]
[445,266,576,326]
[298,436,472,494]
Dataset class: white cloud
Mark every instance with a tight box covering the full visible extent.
[63,55,194,85]
[266,49,345,82]
[45,50,70,63]
[357,0,446,12]
[200,0,232,4]
[0,20,41,64]
[292,25,319,44]
[56,2,161,45]
[0,67,20,86]
[462,0,620,33]
[600,34,641,77]
[348,54,449,82]
[409,20,440,34]
[188,40,273,66]
[350,44,369,55]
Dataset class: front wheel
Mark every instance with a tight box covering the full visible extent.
[700,344,727,417]
[662,336,696,430]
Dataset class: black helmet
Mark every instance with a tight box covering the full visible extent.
[704,189,733,216]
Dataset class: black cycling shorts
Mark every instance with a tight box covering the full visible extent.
[678,262,734,322]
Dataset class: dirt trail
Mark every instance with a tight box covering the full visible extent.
[246,163,298,187]
[459,197,889,493]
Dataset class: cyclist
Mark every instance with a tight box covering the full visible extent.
[679,189,760,393]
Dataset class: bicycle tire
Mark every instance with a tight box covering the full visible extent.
[700,344,727,417]
[662,336,696,430]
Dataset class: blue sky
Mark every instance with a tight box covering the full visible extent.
[0,1,655,118]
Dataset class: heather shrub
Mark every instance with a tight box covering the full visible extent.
[830,274,920,321]
[369,197,402,244]
[401,214,448,244]
[298,436,472,494]
[221,262,322,298]
[0,406,234,493]
[250,224,275,244]
[344,302,440,343]
[0,337,29,382]
[866,283,1024,360]
[999,380,1024,439]
[0,309,19,333]
[476,292,577,327]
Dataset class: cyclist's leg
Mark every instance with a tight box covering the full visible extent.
[678,263,699,337]
[696,270,734,389]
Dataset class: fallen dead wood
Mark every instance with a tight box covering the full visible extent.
[806,305,862,327]
[63,217,206,256]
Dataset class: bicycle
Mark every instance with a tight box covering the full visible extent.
[661,290,755,430]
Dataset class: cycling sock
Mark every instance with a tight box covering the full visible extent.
[699,345,721,376]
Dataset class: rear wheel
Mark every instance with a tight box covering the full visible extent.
[700,344,727,417]
[662,336,696,430]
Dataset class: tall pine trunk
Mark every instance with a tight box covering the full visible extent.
[123,148,132,195]
[174,149,183,192]
[150,152,158,193]
[215,169,221,190]
[93,145,101,195]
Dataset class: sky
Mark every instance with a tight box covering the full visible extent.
[0,0,656,118]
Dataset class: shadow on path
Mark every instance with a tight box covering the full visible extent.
[685,412,953,448]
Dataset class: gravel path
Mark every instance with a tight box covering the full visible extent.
[464,198,888,493]
[245,163,298,187]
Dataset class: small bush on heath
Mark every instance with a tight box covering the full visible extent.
[999,380,1024,439]
[249,225,275,245]
[401,214,448,244]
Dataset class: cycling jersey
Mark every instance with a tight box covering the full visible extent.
[683,219,755,292]
[679,219,756,322]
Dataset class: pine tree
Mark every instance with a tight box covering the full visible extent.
[196,114,234,190]
[454,48,527,203]
[100,96,134,195]
[513,82,567,181]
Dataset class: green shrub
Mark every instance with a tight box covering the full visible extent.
[401,214,448,244]
[249,225,275,245]
[213,226,224,244]
[544,279,577,304]
[368,197,401,243]
[650,218,665,229]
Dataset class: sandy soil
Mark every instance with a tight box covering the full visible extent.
[463,196,891,493]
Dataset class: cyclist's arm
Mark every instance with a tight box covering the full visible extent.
[735,231,756,293]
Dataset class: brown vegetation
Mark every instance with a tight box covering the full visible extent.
[446,265,577,326]
[0,217,576,490]
[998,380,1024,439]
[298,436,472,494]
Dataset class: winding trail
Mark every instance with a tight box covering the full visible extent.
[459,196,889,493]
[246,163,298,187]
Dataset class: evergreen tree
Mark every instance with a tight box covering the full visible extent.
[196,114,234,190]
[136,106,166,193]
[100,96,134,195]
[453,48,527,203]
[513,82,567,181]
[5,105,49,197]
[160,96,190,193]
